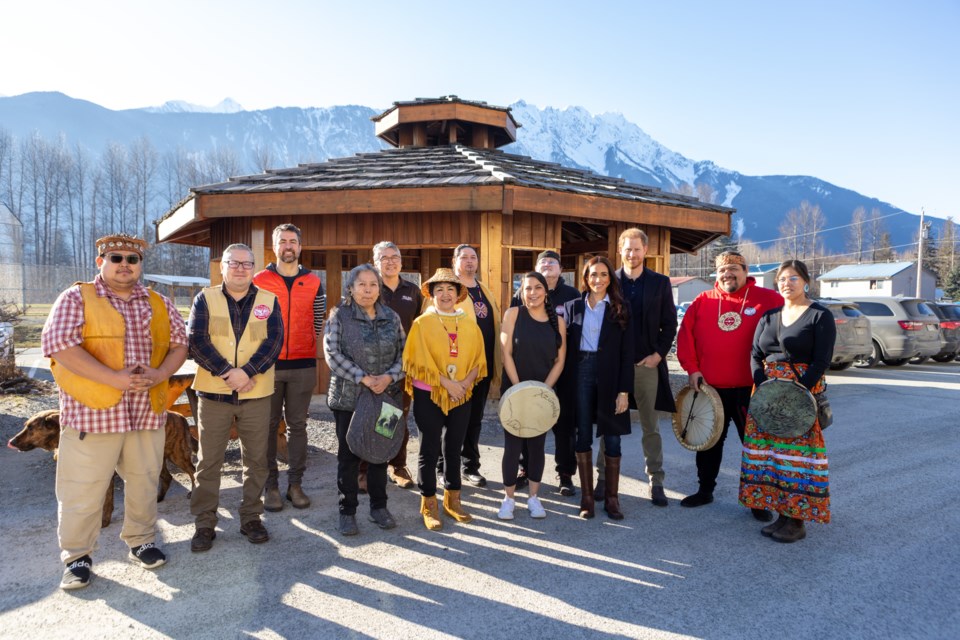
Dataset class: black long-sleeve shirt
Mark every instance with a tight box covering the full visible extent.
[752,302,836,390]
[188,285,284,401]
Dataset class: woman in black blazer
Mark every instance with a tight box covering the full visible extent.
[558,256,634,520]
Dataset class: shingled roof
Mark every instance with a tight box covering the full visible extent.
[193,145,730,212]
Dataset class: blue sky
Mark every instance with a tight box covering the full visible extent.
[3,0,957,220]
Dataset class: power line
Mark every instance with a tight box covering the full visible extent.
[743,209,907,247]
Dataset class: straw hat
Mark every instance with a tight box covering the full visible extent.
[421,268,469,302]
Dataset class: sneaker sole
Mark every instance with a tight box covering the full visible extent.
[497,513,515,520]
[530,512,547,519]
[129,552,166,569]
[60,576,91,590]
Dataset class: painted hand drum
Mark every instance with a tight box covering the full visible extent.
[498,381,560,438]
[749,378,817,439]
[672,383,725,451]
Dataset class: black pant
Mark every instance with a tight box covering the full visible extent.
[519,409,575,478]
[695,386,751,494]
[504,431,546,487]
[414,388,471,496]
[438,375,490,476]
[334,409,387,515]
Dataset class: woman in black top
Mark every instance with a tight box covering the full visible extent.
[739,260,837,543]
[497,272,567,520]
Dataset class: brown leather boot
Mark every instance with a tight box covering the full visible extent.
[603,455,624,520]
[263,487,283,512]
[593,456,606,500]
[761,513,790,537]
[772,516,807,543]
[575,451,595,519]
[286,483,311,509]
[420,495,442,531]
[442,489,473,523]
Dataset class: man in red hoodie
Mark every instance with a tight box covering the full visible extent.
[676,251,782,520]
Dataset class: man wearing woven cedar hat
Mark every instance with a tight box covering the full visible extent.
[42,233,188,590]
[676,250,782,520]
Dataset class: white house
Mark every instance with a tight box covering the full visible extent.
[817,261,937,299]
[670,276,712,304]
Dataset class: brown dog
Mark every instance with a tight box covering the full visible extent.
[7,409,197,528]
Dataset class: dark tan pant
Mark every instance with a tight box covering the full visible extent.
[191,396,271,529]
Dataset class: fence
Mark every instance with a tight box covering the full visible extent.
[0,262,96,306]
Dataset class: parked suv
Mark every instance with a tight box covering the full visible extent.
[837,296,943,367]
[928,302,960,362]
[816,299,872,370]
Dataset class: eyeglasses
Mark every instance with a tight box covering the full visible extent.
[103,254,141,265]
[377,255,402,263]
[225,260,255,270]
[777,276,802,284]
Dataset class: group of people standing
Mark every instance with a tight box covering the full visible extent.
[42,224,834,591]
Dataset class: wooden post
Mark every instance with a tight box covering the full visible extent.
[251,218,266,271]
[480,212,508,313]
[421,249,442,280]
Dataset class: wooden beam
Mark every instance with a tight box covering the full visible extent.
[511,186,731,234]
[502,186,514,215]
[197,186,505,218]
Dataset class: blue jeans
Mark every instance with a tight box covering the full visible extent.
[574,352,621,456]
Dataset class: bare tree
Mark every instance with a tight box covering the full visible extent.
[129,136,159,239]
[695,182,716,205]
[867,208,887,262]
[847,206,867,263]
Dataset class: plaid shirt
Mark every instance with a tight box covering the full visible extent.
[41,275,188,433]
[187,285,283,403]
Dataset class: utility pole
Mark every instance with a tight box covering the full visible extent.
[916,208,926,298]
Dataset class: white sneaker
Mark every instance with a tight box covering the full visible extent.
[497,497,516,520]
[527,495,547,519]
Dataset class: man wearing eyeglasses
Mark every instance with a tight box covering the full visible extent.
[356,241,422,490]
[676,251,782,519]
[509,250,580,495]
[42,233,188,590]
[253,224,326,512]
[188,244,283,552]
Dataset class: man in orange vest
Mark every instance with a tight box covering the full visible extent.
[42,233,188,590]
[188,244,283,552]
[253,224,325,511]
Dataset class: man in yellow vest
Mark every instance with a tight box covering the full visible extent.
[188,244,283,552]
[42,233,188,590]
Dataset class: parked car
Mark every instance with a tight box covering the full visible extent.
[816,299,872,370]
[928,302,960,362]
[837,296,943,367]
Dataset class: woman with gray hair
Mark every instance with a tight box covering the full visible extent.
[324,264,406,536]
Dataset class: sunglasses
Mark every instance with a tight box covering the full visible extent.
[103,254,141,265]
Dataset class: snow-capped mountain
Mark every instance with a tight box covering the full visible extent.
[0,91,922,252]
[144,98,245,114]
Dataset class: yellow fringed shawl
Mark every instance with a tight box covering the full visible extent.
[402,308,487,415]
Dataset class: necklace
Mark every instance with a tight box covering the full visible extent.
[435,312,460,357]
[717,286,749,332]
[465,283,489,318]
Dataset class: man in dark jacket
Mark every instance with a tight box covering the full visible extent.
[607,228,677,507]
[253,224,325,512]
